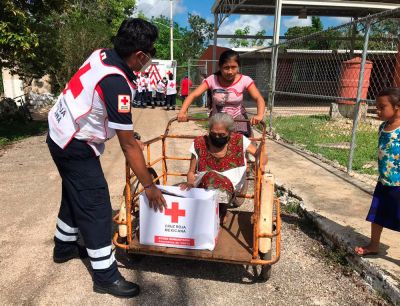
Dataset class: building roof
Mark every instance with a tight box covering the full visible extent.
[212,0,400,17]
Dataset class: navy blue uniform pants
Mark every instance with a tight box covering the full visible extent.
[166,94,176,108]
[47,134,121,286]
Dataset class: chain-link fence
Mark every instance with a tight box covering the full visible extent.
[178,60,218,107]
[232,8,400,188]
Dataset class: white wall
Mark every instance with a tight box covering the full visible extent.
[1,69,24,104]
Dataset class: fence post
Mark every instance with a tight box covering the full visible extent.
[347,20,372,173]
[268,45,279,133]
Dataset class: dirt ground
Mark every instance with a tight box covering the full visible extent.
[0,108,387,305]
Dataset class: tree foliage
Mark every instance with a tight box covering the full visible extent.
[229,27,267,48]
[252,30,266,47]
[230,26,250,48]
[52,0,135,91]
[149,13,213,62]
[0,0,69,77]
[283,16,400,51]
[184,13,214,58]
[284,17,351,50]
[1,3,216,93]
[0,0,135,92]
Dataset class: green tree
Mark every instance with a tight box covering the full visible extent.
[311,16,323,32]
[369,19,400,50]
[150,15,188,62]
[251,30,266,47]
[0,0,135,92]
[0,0,69,78]
[284,17,322,42]
[230,26,250,48]
[284,16,348,50]
[51,0,135,91]
[184,14,214,58]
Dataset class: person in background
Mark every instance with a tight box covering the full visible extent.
[156,77,167,106]
[166,73,177,111]
[140,72,149,108]
[355,88,400,256]
[178,49,265,137]
[150,81,157,109]
[136,73,144,108]
[179,75,192,101]
[142,72,151,108]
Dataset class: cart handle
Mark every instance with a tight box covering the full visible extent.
[163,116,267,140]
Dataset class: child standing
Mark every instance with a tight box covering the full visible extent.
[355,88,400,256]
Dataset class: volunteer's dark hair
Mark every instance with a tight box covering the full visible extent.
[214,49,240,76]
[378,87,400,107]
[169,73,174,80]
[113,18,158,58]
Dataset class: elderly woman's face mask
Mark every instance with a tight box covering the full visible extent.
[209,133,229,147]
[209,123,230,148]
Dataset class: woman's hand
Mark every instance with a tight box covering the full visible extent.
[177,111,188,122]
[179,182,194,190]
[250,115,263,125]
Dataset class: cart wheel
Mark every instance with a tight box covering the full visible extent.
[258,253,272,281]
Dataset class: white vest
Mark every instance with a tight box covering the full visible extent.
[166,79,177,95]
[48,49,135,151]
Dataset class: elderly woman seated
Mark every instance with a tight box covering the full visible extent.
[180,113,267,217]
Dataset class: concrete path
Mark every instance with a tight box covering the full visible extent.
[264,137,400,299]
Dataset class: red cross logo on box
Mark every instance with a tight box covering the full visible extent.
[164,202,185,223]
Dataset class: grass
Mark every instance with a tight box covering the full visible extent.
[271,115,378,175]
[0,118,48,148]
[189,112,209,128]
[278,190,353,275]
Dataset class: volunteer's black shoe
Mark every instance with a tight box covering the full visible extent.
[93,277,140,298]
[166,106,170,110]
[53,244,88,264]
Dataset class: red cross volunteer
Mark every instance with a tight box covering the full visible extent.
[46,18,166,299]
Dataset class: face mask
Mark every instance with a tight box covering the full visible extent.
[209,134,229,148]
[138,53,152,72]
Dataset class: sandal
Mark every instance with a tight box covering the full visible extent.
[355,246,378,257]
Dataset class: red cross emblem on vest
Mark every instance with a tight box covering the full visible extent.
[164,202,185,223]
[63,63,91,98]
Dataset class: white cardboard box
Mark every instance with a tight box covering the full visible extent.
[139,185,219,251]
